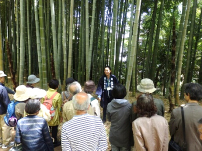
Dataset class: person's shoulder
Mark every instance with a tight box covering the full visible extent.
[111,74,117,79]
[63,100,73,107]
[153,98,164,103]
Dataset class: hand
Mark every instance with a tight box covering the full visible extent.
[98,98,101,102]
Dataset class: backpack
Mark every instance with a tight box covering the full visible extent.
[43,92,58,119]
[4,100,19,127]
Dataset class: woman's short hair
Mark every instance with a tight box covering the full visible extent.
[25,99,41,114]
[136,93,157,118]
[112,83,127,99]
[184,83,202,101]
[48,79,59,89]
[84,80,96,94]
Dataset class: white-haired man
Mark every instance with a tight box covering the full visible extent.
[61,92,108,150]
[62,82,94,122]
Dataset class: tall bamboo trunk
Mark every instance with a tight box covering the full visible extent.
[0,18,3,70]
[19,0,25,84]
[151,0,164,82]
[85,0,90,80]
[175,0,191,105]
[62,0,67,90]
[181,0,197,99]
[175,0,187,66]
[68,0,74,77]
[50,0,59,79]
[39,0,47,89]
[145,0,158,78]
[125,0,142,96]
[27,0,31,75]
[34,0,42,86]
[110,0,118,71]
[88,0,97,80]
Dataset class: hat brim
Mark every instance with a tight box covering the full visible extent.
[137,85,156,93]
[14,88,32,101]
[26,78,40,84]
[0,73,7,77]
[14,94,30,101]
[29,88,47,99]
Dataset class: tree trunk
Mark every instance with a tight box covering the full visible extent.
[175,0,191,105]
[19,0,25,84]
[88,0,97,80]
[0,18,3,70]
[39,0,48,89]
[145,0,158,78]
[34,0,42,86]
[180,0,197,99]
[85,0,90,80]
[126,0,142,96]
[110,0,118,71]
[175,0,187,66]
[50,0,59,79]
[68,0,74,77]
[151,0,164,81]
[62,0,67,90]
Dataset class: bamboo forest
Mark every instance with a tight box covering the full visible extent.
[0,0,202,110]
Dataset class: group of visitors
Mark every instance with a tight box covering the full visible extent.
[0,66,202,151]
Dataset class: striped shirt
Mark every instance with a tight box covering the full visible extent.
[61,114,108,151]
[15,115,54,151]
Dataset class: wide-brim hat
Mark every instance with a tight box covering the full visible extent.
[137,78,156,93]
[0,71,7,77]
[84,80,96,93]
[14,85,32,101]
[27,75,40,84]
[29,88,47,99]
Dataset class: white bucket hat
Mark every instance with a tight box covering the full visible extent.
[14,85,32,101]
[27,75,40,84]
[0,71,7,77]
[29,88,47,99]
[137,78,156,93]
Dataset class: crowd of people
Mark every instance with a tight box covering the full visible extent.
[0,66,202,151]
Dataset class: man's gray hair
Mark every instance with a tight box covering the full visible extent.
[72,94,90,111]
[67,81,82,95]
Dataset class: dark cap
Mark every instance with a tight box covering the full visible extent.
[65,78,75,86]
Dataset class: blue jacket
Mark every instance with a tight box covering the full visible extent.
[0,83,10,115]
[15,115,54,151]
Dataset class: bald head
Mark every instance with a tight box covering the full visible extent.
[68,81,82,95]
[72,92,90,111]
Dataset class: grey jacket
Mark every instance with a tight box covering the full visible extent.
[131,98,165,121]
[107,99,132,148]
[169,103,202,151]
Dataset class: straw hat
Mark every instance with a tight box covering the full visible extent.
[27,75,40,84]
[0,71,7,77]
[14,85,32,101]
[29,88,47,99]
[137,78,156,93]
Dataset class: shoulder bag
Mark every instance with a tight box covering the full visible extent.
[168,106,187,151]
